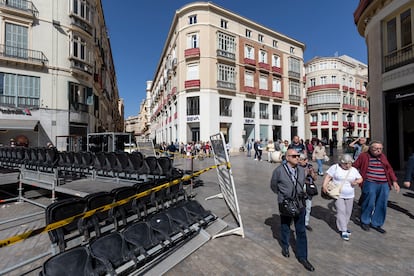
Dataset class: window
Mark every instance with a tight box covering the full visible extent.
[320,76,327,85]
[244,45,254,59]
[288,57,300,74]
[219,98,232,116]
[321,112,328,121]
[0,72,40,107]
[331,112,338,121]
[71,34,90,62]
[331,76,336,84]
[386,18,397,53]
[259,75,268,90]
[290,47,294,54]
[357,115,361,123]
[187,96,199,115]
[187,63,199,80]
[245,29,251,38]
[258,34,264,42]
[244,71,254,87]
[5,23,28,58]
[289,80,300,99]
[220,19,228,29]
[272,54,280,67]
[272,105,281,120]
[310,78,316,86]
[244,101,255,118]
[218,64,235,83]
[401,9,412,47]
[273,40,278,48]
[187,33,199,48]
[310,113,318,122]
[189,15,197,24]
[290,107,298,121]
[259,103,268,119]
[272,78,281,92]
[343,95,349,104]
[69,82,93,111]
[72,0,91,22]
[259,50,267,63]
[343,113,353,122]
[217,32,235,53]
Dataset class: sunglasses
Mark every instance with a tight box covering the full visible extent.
[288,154,300,158]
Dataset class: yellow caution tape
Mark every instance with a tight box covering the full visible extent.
[0,161,229,248]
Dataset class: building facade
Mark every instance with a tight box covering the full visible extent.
[355,0,414,169]
[304,55,369,146]
[148,2,306,150]
[0,0,123,151]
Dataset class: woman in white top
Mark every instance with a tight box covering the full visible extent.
[322,154,363,241]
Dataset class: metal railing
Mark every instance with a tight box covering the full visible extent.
[0,0,38,17]
[0,44,47,65]
[384,44,414,72]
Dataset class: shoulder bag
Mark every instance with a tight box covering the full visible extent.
[279,164,301,217]
[321,165,351,200]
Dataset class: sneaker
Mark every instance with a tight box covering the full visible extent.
[341,232,350,241]
[346,230,352,235]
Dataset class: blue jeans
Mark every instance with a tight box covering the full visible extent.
[280,208,307,259]
[316,159,323,174]
[360,180,390,227]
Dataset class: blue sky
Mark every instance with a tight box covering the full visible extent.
[101,0,367,118]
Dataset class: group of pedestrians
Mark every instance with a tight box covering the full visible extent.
[270,137,404,272]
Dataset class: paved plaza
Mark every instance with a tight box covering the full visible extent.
[0,152,413,275]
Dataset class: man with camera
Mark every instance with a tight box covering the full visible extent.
[270,149,314,272]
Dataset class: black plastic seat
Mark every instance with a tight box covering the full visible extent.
[145,156,163,179]
[45,198,87,252]
[40,246,99,276]
[110,186,137,229]
[89,232,137,275]
[179,200,215,227]
[82,192,115,238]
[148,211,181,243]
[123,221,158,256]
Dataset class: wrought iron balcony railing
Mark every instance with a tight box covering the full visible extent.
[0,44,48,65]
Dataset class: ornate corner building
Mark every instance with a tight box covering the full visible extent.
[304,55,369,146]
[355,0,414,169]
[147,2,306,149]
[0,0,123,150]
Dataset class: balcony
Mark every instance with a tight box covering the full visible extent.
[307,84,340,92]
[332,121,339,126]
[259,113,269,119]
[0,0,38,18]
[342,85,349,91]
[0,44,48,67]
[217,80,236,90]
[342,104,357,111]
[0,95,39,108]
[243,58,256,67]
[70,58,92,76]
[185,79,200,89]
[217,49,235,60]
[220,109,232,117]
[184,48,200,59]
[258,62,270,71]
[258,89,272,97]
[310,122,317,127]
[321,121,329,126]
[357,123,362,128]
[349,87,355,93]
[356,89,367,96]
[271,66,282,75]
[288,94,301,102]
[288,71,300,79]
[384,44,414,72]
[273,114,282,120]
[244,111,255,118]
[243,86,256,94]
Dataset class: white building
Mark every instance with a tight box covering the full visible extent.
[0,0,123,150]
[147,2,306,150]
[304,55,369,145]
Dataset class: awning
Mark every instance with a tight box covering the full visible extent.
[0,119,39,130]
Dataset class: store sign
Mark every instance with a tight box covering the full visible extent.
[244,118,254,124]
[187,115,200,122]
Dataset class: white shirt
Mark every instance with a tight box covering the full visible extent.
[326,164,362,199]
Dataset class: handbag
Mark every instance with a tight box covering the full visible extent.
[321,165,351,200]
[305,177,318,196]
[279,198,300,217]
[278,164,301,217]
[324,155,330,162]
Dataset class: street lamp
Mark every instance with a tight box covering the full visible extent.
[346,113,354,137]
